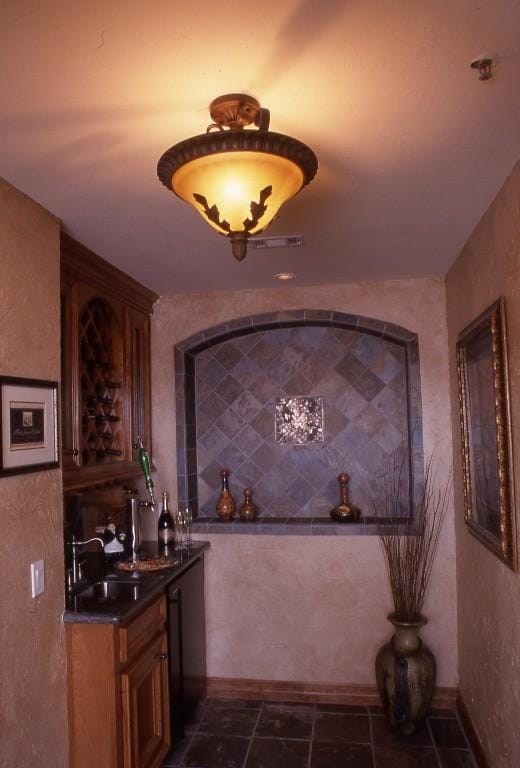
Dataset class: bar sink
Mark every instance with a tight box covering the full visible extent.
[77,580,143,601]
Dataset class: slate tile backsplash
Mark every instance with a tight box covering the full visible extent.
[189,324,415,518]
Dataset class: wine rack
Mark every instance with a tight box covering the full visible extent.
[79,298,124,466]
[61,232,156,491]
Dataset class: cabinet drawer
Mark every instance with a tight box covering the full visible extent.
[119,595,166,664]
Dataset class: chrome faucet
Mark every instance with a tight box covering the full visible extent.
[69,536,105,590]
[127,497,142,562]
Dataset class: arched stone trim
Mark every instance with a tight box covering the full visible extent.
[174,309,423,534]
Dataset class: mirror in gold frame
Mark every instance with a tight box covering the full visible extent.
[456,297,516,570]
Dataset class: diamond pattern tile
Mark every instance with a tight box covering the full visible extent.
[195,327,410,517]
[216,375,244,405]
[214,342,243,370]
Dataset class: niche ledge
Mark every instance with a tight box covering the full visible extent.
[191,516,416,536]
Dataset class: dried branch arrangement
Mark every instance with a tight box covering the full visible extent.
[376,456,451,622]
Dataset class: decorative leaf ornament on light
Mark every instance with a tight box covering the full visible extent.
[157,94,318,261]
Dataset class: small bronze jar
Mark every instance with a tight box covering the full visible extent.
[239,488,258,522]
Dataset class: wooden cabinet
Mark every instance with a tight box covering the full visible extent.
[61,233,157,492]
[66,595,171,768]
[121,632,169,768]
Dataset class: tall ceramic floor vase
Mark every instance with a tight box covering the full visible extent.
[375,613,436,735]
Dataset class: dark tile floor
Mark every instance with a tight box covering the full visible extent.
[161,699,477,768]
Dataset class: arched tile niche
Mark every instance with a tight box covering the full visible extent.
[174,309,423,535]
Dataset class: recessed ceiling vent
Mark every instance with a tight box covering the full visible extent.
[249,235,304,249]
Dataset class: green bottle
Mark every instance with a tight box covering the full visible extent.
[137,435,156,506]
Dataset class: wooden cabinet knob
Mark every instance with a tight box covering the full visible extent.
[157,653,167,661]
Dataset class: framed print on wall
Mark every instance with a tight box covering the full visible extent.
[456,298,517,570]
[0,376,59,476]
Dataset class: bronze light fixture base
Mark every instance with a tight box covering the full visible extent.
[157,93,318,262]
[209,94,266,131]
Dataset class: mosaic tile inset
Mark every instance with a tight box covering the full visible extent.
[275,396,324,445]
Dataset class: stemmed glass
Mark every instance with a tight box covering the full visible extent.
[183,506,193,548]
[175,506,193,551]
[174,509,185,552]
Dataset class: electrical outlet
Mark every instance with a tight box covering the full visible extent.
[30,560,45,598]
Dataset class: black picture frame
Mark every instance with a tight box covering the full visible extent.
[0,376,59,476]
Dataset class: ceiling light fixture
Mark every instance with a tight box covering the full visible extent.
[157,94,318,262]
[274,272,296,281]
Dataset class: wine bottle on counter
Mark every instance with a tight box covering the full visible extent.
[158,491,175,550]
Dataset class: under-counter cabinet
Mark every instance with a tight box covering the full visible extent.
[66,595,170,768]
[61,233,158,492]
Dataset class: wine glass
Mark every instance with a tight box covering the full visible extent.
[174,509,185,552]
[183,506,193,548]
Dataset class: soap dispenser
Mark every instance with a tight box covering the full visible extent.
[102,516,125,555]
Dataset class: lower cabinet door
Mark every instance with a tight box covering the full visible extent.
[121,631,170,768]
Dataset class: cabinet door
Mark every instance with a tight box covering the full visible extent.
[77,287,128,468]
[120,631,170,768]
[61,276,81,471]
[61,233,157,492]
[126,308,152,464]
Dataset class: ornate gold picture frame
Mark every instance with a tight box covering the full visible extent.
[456,298,516,570]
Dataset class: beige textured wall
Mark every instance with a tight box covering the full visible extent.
[151,278,458,687]
[446,161,520,766]
[0,179,67,767]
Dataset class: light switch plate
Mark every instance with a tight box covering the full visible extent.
[30,560,45,598]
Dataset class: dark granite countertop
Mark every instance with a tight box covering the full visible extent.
[63,540,210,626]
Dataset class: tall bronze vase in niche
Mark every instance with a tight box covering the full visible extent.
[375,614,436,736]
[216,468,236,520]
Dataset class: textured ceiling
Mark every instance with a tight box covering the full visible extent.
[1,0,520,294]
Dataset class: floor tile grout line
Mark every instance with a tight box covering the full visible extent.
[426,718,444,768]
[179,731,196,767]
[307,703,317,768]
[239,700,264,768]
[367,706,377,768]
[453,708,479,766]
[254,735,312,742]
[178,705,204,767]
